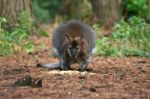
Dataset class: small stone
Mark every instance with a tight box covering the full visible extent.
[90,87,96,92]
[78,75,86,79]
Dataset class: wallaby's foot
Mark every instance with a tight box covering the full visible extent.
[61,65,72,71]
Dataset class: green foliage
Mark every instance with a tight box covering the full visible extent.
[32,0,63,23]
[0,12,47,56]
[32,0,148,23]
[96,38,121,57]
[95,16,150,57]
[122,0,148,18]
[23,42,35,54]
[17,11,33,32]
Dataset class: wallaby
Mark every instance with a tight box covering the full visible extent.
[37,20,96,71]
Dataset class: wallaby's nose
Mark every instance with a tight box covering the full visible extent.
[72,49,76,53]
[71,49,77,58]
[72,55,76,58]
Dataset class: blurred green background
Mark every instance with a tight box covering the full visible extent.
[32,0,149,23]
[0,0,150,57]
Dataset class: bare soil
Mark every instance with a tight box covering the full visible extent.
[0,35,150,99]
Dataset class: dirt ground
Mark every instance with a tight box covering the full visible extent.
[0,34,150,99]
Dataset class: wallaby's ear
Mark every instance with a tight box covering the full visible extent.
[65,35,69,42]
[79,34,84,44]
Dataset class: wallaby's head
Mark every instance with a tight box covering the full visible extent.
[65,34,83,58]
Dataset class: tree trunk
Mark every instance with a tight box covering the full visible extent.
[0,0,33,26]
[91,0,121,29]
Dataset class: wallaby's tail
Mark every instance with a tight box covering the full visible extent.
[37,63,60,69]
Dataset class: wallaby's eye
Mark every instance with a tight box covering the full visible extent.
[77,46,79,49]
[69,46,72,49]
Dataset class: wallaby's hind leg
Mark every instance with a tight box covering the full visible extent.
[60,63,71,70]
[60,59,71,70]
[60,62,71,70]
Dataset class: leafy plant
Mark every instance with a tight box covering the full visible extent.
[95,16,150,57]
[122,0,148,18]
[23,42,35,53]
[0,11,47,56]
[17,11,34,32]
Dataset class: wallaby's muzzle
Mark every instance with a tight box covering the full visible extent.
[68,47,79,58]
